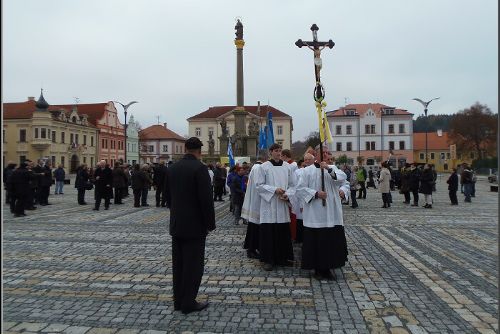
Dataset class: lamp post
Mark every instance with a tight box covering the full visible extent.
[413,97,440,163]
[114,101,138,164]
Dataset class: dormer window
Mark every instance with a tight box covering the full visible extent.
[345,109,356,116]
[383,108,395,115]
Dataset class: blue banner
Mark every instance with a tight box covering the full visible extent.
[227,141,235,167]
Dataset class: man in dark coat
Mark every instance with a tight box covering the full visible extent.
[3,161,16,206]
[447,168,459,205]
[419,164,434,209]
[112,163,127,204]
[38,161,53,205]
[153,161,168,207]
[213,162,225,201]
[164,137,216,314]
[9,162,31,217]
[75,164,90,205]
[93,161,113,210]
[32,159,44,205]
[409,163,421,206]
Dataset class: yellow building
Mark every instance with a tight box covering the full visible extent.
[187,105,293,155]
[3,92,99,172]
[413,130,474,172]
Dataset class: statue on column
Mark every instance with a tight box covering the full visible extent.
[208,133,215,156]
[248,118,259,136]
[220,119,228,137]
[235,19,243,40]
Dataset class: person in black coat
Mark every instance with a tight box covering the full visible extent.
[213,162,225,201]
[4,161,17,206]
[131,164,151,207]
[93,161,113,210]
[419,164,434,209]
[447,168,459,205]
[164,137,216,314]
[38,162,53,205]
[112,163,127,204]
[409,163,421,206]
[9,162,31,217]
[75,164,90,205]
[153,161,167,207]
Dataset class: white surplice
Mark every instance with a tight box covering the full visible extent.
[290,167,306,219]
[241,163,263,224]
[296,164,350,228]
[255,160,295,224]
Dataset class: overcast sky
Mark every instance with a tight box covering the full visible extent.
[2,0,498,141]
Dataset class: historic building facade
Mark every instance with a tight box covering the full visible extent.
[326,103,414,168]
[138,124,186,163]
[54,101,126,167]
[3,93,99,172]
[187,105,293,156]
[126,115,140,165]
[413,130,475,172]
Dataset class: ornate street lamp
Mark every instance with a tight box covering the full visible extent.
[413,97,440,163]
[114,101,138,164]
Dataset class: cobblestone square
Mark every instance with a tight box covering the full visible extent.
[2,176,498,333]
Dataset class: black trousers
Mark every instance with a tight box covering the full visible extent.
[350,190,358,207]
[39,186,50,205]
[12,193,25,215]
[133,189,142,207]
[382,193,391,206]
[78,188,86,204]
[172,236,206,310]
[411,189,419,204]
[403,191,411,203]
[357,182,366,198]
[25,190,35,208]
[95,192,110,209]
[114,187,123,204]
[213,185,223,200]
[295,219,304,243]
[449,190,458,204]
[155,187,164,206]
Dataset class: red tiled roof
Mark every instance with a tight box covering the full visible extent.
[327,103,413,117]
[3,100,38,119]
[50,103,109,126]
[139,125,186,141]
[413,132,450,150]
[187,105,291,120]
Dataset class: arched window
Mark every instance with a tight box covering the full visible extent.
[72,116,77,123]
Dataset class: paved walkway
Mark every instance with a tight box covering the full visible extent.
[2,177,498,333]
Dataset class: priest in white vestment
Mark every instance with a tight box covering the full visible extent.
[241,153,267,259]
[296,159,350,280]
[255,143,295,271]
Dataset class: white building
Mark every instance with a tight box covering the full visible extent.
[187,105,293,155]
[326,103,414,168]
[138,123,186,163]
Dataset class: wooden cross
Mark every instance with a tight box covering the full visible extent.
[295,24,334,87]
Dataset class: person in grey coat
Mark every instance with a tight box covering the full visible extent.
[378,162,391,208]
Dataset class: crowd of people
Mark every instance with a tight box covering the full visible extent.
[2,138,485,315]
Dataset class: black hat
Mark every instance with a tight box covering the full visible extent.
[185,137,203,150]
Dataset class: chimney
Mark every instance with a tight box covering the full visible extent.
[163,122,168,128]
[28,96,35,101]
[437,129,443,137]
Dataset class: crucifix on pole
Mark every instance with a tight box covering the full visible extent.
[296,24,335,206]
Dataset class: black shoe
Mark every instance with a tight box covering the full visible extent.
[26,207,37,210]
[79,202,87,205]
[174,304,181,311]
[181,301,209,314]
[247,250,259,259]
[403,201,410,204]
[93,208,99,211]
[351,205,358,209]
[263,263,273,271]
[411,203,418,207]
[14,213,27,217]
[134,205,141,208]
[105,207,109,210]
[142,204,150,207]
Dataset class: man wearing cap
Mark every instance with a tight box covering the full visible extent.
[164,137,216,314]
